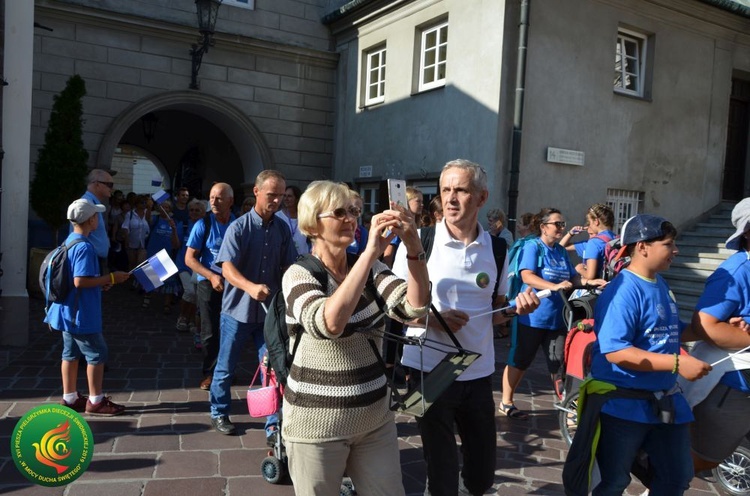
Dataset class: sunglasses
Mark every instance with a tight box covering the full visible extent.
[543,221,567,229]
[96,181,114,189]
[318,206,362,220]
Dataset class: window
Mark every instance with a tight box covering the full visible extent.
[419,21,448,91]
[614,28,648,97]
[364,46,387,106]
[359,185,380,214]
[607,188,643,233]
[223,0,255,10]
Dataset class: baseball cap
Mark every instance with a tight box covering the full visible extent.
[725,198,750,250]
[67,199,105,224]
[620,214,669,245]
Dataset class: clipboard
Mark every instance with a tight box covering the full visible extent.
[379,303,482,417]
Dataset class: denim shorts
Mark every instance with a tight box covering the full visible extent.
[61,332,109,365]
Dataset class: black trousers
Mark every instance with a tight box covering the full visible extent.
[197,279,223,376]
[413,374,497,496]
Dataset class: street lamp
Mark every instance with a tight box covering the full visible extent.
[141,112,158,143]
[189,0,222,90]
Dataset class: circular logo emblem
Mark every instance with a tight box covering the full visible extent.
[476,272,490,289]
[11,405,94,486]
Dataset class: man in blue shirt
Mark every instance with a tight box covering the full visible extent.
[77,169,114,273]
[48,199,130,416]
[185,183,235,390]
[208,170,297,441]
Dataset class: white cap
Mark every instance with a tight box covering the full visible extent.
[67,199,105,224]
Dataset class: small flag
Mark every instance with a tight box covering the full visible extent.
[151,174,163,187]
[152,189,170,205]
[130,249,178,292]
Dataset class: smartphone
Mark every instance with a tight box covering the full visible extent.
[387,179,407,209]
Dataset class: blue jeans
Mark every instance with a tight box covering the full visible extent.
[593,413,693,495]
[209,314,278,435]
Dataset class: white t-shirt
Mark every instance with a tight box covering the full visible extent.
[392,221,509,381]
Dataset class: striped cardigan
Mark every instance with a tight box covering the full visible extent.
[280,258,428,443]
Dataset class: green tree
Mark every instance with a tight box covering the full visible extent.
[30,74,89,245]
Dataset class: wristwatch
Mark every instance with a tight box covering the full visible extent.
[406,251,427,261]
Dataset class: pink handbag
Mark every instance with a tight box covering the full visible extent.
[246,363,282,418]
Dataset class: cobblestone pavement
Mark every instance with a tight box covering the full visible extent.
[0,285,725,495]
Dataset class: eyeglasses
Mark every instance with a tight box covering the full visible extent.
[96,181,114,189]
[318,206,362,220]
[543,221,567,229]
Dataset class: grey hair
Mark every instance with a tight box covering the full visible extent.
[441,159,488,192]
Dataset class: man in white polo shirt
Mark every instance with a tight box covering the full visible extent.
[392,159,540,496]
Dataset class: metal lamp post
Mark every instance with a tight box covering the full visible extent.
[189,0,222,90]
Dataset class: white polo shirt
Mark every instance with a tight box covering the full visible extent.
[392,221,509,381]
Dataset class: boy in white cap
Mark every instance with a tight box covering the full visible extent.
[686,198,750,477]
[45,198,130,416]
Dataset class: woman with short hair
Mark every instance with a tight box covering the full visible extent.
[281,180,430,496]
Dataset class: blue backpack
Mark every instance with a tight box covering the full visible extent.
[506,235,543,301]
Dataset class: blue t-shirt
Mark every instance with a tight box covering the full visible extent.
[695,250,750,393]
[215,209,297,324]
[69,191,109,258]
[582,230,617,279]
[43,233,102,334]
[592,269,692,424]
[516,239,575,330]
[175,219,197,274]
[186,212,235,282]
[146,217,182,259]
[347,225,369,255]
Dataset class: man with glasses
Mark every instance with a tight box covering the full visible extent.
[78,169,114,273]
[207,171,297,442]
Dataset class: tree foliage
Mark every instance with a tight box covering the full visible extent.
[30,74,89,244]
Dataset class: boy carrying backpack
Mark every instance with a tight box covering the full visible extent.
[45,199,130,416]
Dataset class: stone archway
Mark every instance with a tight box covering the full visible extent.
[97,91,274,196]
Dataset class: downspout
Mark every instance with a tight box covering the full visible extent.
[507,0,529,232]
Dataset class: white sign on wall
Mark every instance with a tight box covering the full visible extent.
[359,166,373,178]
[547,147,585,166]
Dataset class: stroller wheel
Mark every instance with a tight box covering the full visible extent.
[558,390,579,447]
[713,444,750,495]
[261,455,284,484]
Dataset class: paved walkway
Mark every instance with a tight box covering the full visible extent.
[0,285,724,495]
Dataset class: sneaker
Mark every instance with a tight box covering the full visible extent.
[193,332,202,350]
[176,317,189,332]
[60,393,88,413]
[85,397,125,416]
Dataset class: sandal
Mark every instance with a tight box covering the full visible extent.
[499,402,529,420]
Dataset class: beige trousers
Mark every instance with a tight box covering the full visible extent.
[286,420,405,496]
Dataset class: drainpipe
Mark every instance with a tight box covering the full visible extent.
[507,0,529,232]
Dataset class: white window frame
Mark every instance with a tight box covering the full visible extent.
[364,46,387,106]
[419,21,448,92]
[223,0,255,10]
[359,185,379,214]
[607,188,643,234]
[614,28,647,97]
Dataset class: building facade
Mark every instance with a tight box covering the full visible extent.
[325,0,750,230]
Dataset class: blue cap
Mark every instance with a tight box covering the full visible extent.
[620,214,669,245]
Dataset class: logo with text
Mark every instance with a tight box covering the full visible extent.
[11,404,93,486]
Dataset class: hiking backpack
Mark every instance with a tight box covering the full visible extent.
[505,235,543,301]
[38,238,87,311]
[263,253,383,386]
[592,233,629,281]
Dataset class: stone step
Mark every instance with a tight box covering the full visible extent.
[664,265,715,280]
[689,224,735,236]
[665,280,706,297]
[676,245,733,259]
